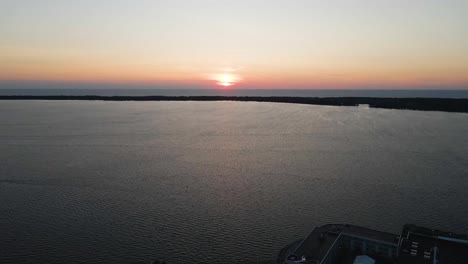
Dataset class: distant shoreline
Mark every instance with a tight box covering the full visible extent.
[1,95,467,113]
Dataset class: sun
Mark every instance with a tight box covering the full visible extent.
[212,72,241,87]
[217,74,235,87]
[207,69,241,87]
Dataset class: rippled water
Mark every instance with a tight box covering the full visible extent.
[1,101,467,263]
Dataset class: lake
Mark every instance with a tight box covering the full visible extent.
[1,101,467,263]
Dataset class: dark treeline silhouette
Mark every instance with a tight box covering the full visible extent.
[1,95,467,113]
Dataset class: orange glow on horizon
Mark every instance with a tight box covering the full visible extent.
[1,58,467,89]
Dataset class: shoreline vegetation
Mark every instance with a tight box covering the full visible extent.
[1,95,467,113]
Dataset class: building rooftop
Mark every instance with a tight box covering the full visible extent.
[398,224,468,264]
[281,223,468,264]
[286,224,398,263]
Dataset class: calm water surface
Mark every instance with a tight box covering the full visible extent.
[1,101,467,263]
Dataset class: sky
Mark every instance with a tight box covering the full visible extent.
[1,0,468,89]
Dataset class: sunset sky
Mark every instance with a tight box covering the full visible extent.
[1,0,468,89]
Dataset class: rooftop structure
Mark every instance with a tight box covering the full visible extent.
[398,224,468,264]
[279,224,468,264]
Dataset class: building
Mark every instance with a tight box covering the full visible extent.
[279,224,468,264]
